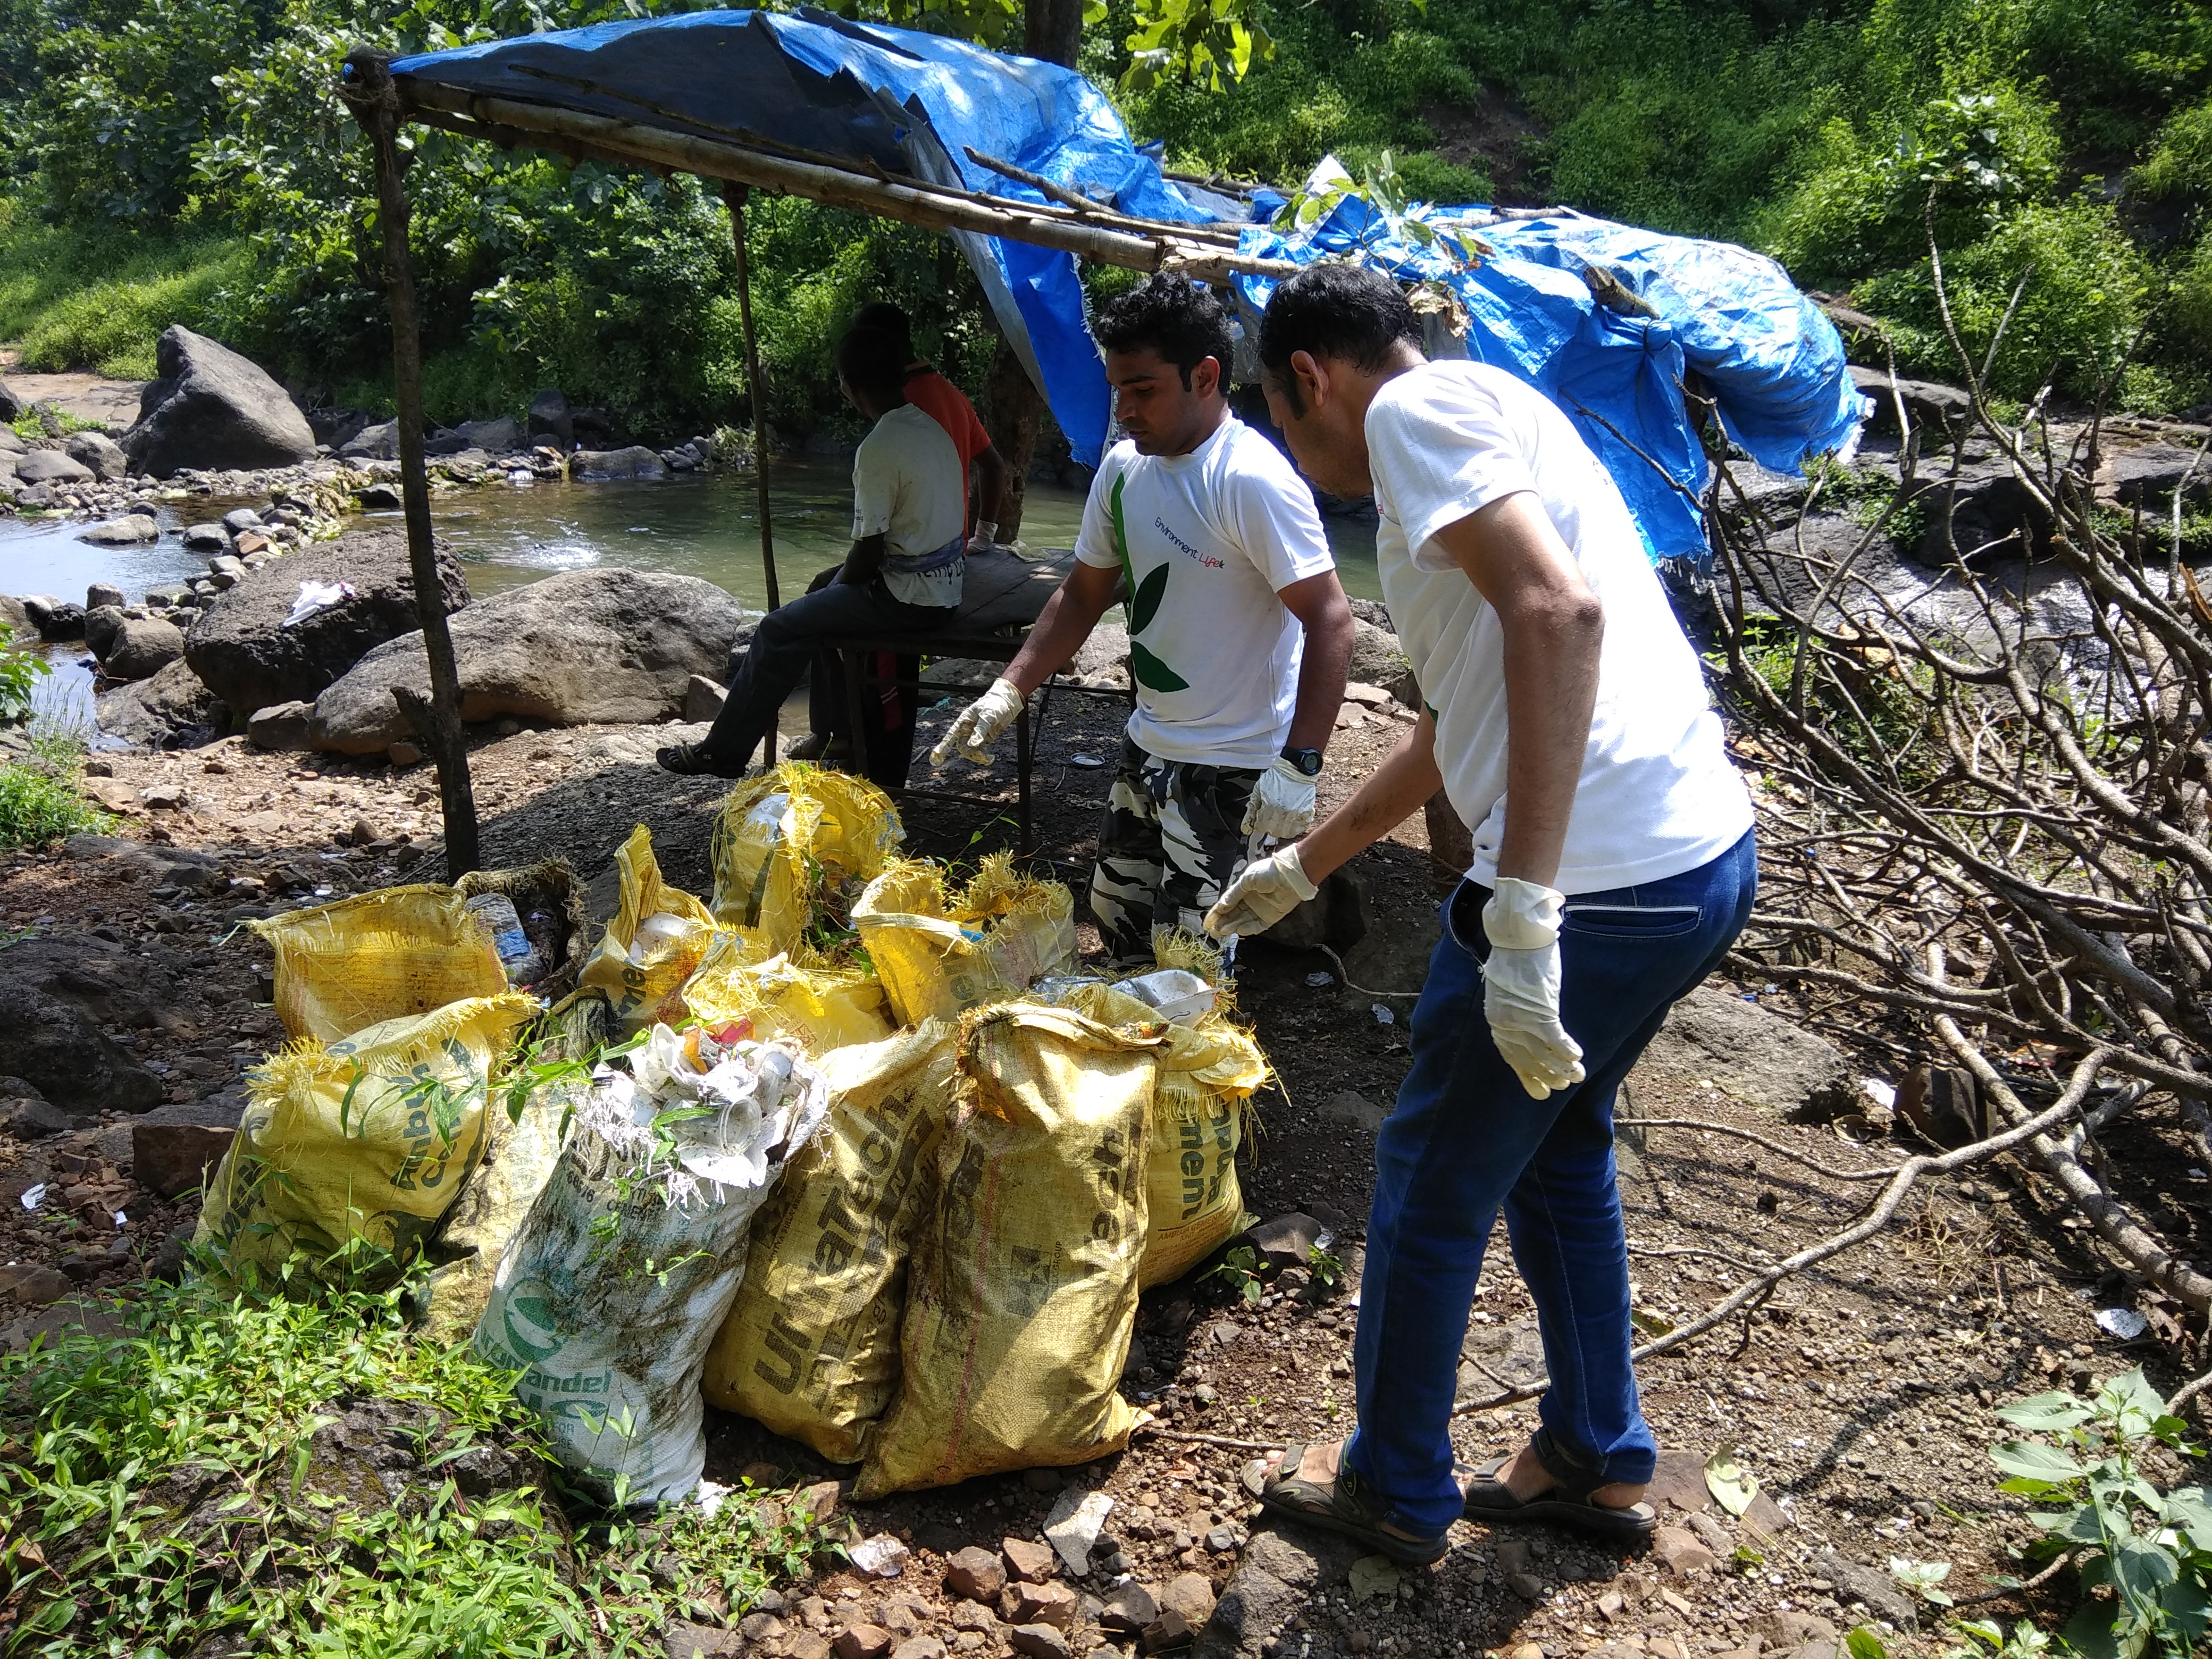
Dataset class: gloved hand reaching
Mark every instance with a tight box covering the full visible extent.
[965,520,1000,556]
[1203,844,1318,939]
[1481,876,1586,1100]
[929,677,1025,767]
[1241,756,1319,840]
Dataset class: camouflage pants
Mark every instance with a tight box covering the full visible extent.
[1090,737,1263,967]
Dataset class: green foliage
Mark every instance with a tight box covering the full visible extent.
[0,730,113,850]
[0,623,49,725]
[1204,1243,1264,1306]
[1890,1554,1957,1607]
[0,1262,829,1654]
[1990,1368,2212,1657]
[1121,0,1271,95]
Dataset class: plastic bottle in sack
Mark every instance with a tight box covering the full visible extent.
[467,892,547,987]
[1116,968,1216,1025]
[629,910,698,965]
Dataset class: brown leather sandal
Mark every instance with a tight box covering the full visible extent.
[1460,1428,1658,1539]
[1260,1442,1451,1566]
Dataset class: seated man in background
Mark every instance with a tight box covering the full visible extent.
[929,273,1353,965]
[851,299,1008,544]
[657,325,966,778]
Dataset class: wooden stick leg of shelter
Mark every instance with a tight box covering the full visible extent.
[724,182,777,766]
[342,48,480,876]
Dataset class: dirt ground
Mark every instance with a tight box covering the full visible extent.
[1,678,2198,1658]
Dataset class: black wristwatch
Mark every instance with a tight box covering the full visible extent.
[1281,746,1324,777]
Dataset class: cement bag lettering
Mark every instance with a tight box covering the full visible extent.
[475,1027,829,1503]
[1050,979,1267,1288]
[857,1006,1158,1498]
[249,886,509,1044]
[710,763,904,953]
[683,931,894,1058]
[194,993,538,1283]
[577,826,717,1034]
[854,854,1076,1027]
[701,1023,956,1463]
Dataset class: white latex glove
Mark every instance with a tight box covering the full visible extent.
[1481,876,1587,1100]
[1242,756,1319,840]
[1203,844,1317,940]
[965,520,1000,556]
[929,676,1025,767]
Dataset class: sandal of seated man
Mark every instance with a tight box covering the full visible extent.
[1260,1441,1451,1566]
[1461,1428,1657,1539]
[655,741,749,778]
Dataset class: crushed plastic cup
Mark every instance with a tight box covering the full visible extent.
[1116,968,1216,1026]
[20,1183,46,1212]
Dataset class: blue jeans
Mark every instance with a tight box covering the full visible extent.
[1345,828,1757,1536]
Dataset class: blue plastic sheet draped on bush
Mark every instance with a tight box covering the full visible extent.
[390,8,1229,468]
[1231,172,1871,564]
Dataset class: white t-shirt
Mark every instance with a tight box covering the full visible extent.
[1075,416,1335,768]
[853,403,967,607]
[1366,361,1753,893]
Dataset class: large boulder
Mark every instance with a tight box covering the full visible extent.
[121,326,316,479]
[96,657,227,749]
[78,514,158,546]
[339,420,397,460]
[0,379,21,421]
[1347,615,1406,690]
[459,415,523,454]
[104,617,187,682]
[0,935,171,1119]
[527,388,573,449]
[1635,983,1856,1118]
[183,528,471,719]
[310,568,749,754]
[570,445,666,481]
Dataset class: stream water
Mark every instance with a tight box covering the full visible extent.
[0,455,1382,732]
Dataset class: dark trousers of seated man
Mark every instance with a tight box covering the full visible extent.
[700,564,952,769]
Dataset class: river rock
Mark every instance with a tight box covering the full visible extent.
[0,379,20,421]
[122,325,317,478]
[459,416,523,454]
[571,445,666,481]
[2096,442,2212,513]
[104,617,187,681]
[83,605,128,661]
[0,427,23,456]
[1847,365,1973,439]
[1635,983,1854,1117]
[339,420,398,460]
[1196,1526,1365,1659]
[1346,615,1406,690]
[132,1092,245,1197]
[1906,459,2054,567]
[14,449,94,486]
[247,699,315,751]
[78,513,159,546]
[182,523,230,552]
[0,935,170,1119]
[96,657,227,749]
[184,527,471,719]
[309,568,749,753]
[23,597,85,640]
[527,388,573,448]
[64,430,129,482]
[86,582,125,611]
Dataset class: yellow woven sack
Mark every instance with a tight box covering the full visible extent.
[1056,981,1269,1288]
[700,1022,957,1462]
[857,1004,1159,1497]
[854,854,1077,1027]
[577,826,717,1034]
[709,763,904,953]
[194,992,538,1284]
[682,932,894,1057]
[250,886,509,1044]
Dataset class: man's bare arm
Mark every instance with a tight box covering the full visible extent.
[1275,570,1354,753]
[974,445,1009,535]
[999,560,1122,694]
[838,533,889,585]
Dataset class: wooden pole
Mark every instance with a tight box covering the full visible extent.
[722,183,780,614]
[398,81,1297,284]
[341,48,480,877]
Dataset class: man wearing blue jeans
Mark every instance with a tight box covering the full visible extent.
[1206,264,1757,1563]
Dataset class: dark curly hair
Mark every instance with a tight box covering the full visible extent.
[1093,273,1235,390]
[851,301,916,363]
[1258,263,1422,412]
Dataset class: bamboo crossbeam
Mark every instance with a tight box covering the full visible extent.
[397,78,1296,281]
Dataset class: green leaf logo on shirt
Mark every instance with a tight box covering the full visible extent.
[1111,474,1190,692]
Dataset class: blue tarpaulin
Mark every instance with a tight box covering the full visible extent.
[391,7,1226,468]
[392,26,1864,562]
[1233,161,1869,562]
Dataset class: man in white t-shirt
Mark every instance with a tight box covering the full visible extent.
[931,274,1352,963]
[659,325,966,777]
[1209,264,1756,1564]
